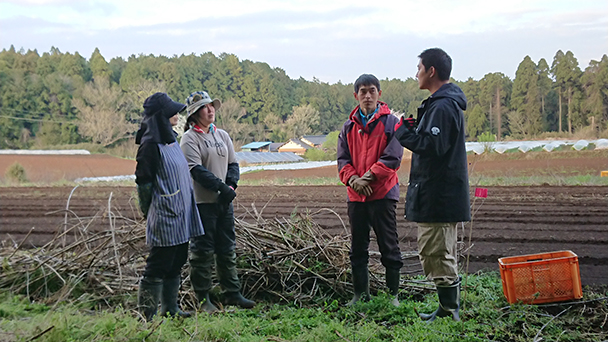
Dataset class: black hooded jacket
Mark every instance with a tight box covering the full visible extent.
[395,83,471,223]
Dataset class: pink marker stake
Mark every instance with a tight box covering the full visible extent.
[474,188,488,198]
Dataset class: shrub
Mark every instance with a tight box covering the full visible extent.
[5,162,29,184]
[477,132,496,153]
[304,148,334,161]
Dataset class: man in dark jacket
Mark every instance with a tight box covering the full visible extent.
[394,48,471,322]
[337,74,404,307]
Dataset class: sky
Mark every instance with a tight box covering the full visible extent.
[0,0,607,84]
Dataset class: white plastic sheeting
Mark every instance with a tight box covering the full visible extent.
[572,140,589,151]
[595,139,608,150]
[236,151,303,164]
[240,161,336,173]
[465,139,605,154]
[76,175,135,182]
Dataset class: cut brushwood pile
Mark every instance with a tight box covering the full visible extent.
[0,195,427,309]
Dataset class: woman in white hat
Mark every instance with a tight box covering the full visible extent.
[180,91,255,313]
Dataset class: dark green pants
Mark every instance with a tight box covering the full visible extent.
[190,203,240,295]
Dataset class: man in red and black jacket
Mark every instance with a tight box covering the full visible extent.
[337,74,404,307]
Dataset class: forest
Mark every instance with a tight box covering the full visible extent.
[0,46,606,151]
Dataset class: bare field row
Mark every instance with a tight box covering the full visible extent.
[1,184,607,284]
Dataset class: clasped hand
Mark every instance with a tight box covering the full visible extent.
[348,170,375,196]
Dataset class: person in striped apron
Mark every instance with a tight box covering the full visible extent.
[135,92,205,321]
[180,90,255,313]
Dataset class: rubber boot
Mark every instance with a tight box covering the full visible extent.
[346,264,370,306]
[224,292,256,308]
[137,276,162,321]
[419,277,461,322]
[198,291,220,314]
[385,268,401,307]
[190,250,218,313]
[160,276,191,318]
[217,252,255,309]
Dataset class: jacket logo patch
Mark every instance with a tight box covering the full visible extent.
[431,127,440,135]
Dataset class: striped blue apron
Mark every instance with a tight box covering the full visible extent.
[146,142,204,247]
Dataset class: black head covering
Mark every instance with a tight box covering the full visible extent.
[135,92,186,145]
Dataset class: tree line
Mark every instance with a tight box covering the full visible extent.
[0,46,606,150]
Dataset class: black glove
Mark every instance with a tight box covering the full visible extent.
[217,183,237,204]
[137,183,153,218]
[403,114,416,131]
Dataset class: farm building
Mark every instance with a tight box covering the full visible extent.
[240,141,273,152]
[268,142,284,152]
[301,135,327,147]
[278,138,313,155]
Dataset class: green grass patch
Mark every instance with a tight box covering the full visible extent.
[1,273,606,342]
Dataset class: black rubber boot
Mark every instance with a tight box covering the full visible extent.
[137,276,163,321]
[346,264,370,306]
[190,250,215,309]
[419,277,461,322]
[224,292,256,309]
[160,276,191,318]
[385,268,401,307]
[198,291,220,314]
[217,252,255,309]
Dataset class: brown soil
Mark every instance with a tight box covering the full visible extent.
[0,154,135,183]
[240,151,608,181]
[1,151,607,286]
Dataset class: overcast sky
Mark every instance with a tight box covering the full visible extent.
[1,0,606,84]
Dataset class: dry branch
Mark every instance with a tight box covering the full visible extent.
[1,201,428,309]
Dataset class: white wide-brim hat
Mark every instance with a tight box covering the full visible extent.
[185,90,222,119]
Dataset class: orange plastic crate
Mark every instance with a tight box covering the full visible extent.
[499,250,583,304]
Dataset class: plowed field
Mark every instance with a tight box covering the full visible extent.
[2,150,607,284]
[1,184,607,285]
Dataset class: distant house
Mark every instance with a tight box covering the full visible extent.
[278,138,313,155]
[268,142,284,152]
[301,135,327,148]
[240,141,272,152]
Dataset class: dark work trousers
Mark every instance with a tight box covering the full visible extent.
[143,242,189,279]
[191,203,236,255]
[348,199,403,270]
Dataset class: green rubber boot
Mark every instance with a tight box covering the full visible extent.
[160,276,191,318]
[198,291,220,314]
[217,252,255,309]
[190,250,217,312]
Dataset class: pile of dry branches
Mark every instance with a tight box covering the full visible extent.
[234,207,361,305]
[0,195,415,308]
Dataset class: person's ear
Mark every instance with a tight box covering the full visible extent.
[378,90,382,98]
[429,66,435,78]
[353,92,358,100]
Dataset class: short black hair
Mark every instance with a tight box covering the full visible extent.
[418,48,452,81]
[354,74,380,93]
